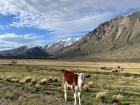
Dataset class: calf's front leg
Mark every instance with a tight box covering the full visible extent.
[78,92,81,105]
[74,92,77,105]
[64,83,67,102]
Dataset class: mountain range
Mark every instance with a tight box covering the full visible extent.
[0,38,78,58]
[1,11,140,61]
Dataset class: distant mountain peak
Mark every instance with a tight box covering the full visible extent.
[43,38,80,55]
[47,38,79,48]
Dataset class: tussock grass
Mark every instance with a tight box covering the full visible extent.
[83,84,89,92]
[95,91,108,103]
[47,76,53,82]
[87,81,94,88]
[112,94,123,103]
[53,78,59,82]
[31,79,38,85]
[6,78,19,83]
[39,78,47,85]
[20,76,32,84]
[83,81,94,92]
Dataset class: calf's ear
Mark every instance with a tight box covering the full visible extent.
[85,74,91,78]
[61,69,65,72]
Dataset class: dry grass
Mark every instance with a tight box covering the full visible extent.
[20,76,32,84]
[95,91,108,103]
[112,94,123,103]
[53,78,59,82]
[39,78,48,85]
[0,59,140,74]
[83,84,89,92]
[7,78,19,83]
[87,81,94,88]
[31,79,38,85]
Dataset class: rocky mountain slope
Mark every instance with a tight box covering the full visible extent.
[56,11,140,61]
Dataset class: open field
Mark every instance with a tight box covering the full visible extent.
[0,59,140,105]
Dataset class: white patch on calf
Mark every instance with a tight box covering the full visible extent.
[78,73,85,90]
[77,73,85,105]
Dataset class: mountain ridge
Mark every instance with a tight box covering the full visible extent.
[55,11,140,61]
[0,38,78,58]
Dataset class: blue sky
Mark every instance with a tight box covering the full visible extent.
[0,0,140,50]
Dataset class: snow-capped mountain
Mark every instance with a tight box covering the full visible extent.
[43,38,80,55]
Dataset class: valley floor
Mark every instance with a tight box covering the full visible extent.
[0,59,140,105]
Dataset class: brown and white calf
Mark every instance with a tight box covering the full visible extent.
[62,69,85,105]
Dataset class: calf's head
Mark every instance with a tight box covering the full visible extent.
[78,73,85,87]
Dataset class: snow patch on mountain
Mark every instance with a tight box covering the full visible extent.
[43,38,80,54]
[47,38,79,49]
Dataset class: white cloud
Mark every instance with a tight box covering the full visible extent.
[0,0,140,36]
[0,33,48,50]
[0,33,38,43]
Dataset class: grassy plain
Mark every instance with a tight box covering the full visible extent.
[0,59,140,105]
